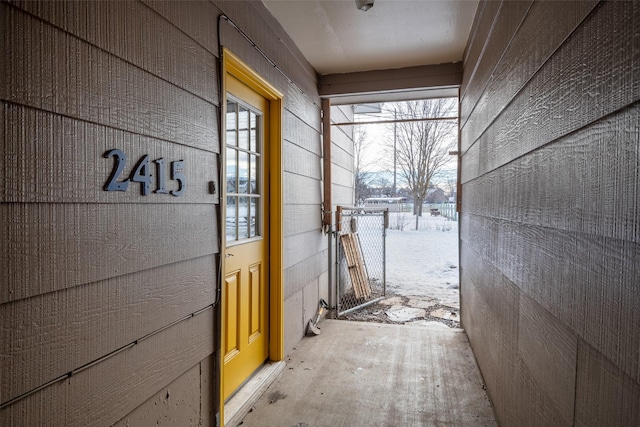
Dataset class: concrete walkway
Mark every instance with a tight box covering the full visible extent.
[236,320,496,427]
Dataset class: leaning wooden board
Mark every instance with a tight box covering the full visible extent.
[340,233,371,298]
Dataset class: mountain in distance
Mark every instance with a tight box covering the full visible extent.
[362,168,457,189]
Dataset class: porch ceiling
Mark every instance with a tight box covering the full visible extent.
[262,0,478,103]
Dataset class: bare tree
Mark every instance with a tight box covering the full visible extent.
[445,175,457,199]
[353,125,373,203]
[385,99,457,229]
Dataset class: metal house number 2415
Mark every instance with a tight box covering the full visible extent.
[103,149,186,196]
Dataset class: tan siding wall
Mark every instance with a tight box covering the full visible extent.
[460,1,640,426]
[1,0,220,423]
[1,0,333,424]
[112,355,215,427]
[331,105,355,208]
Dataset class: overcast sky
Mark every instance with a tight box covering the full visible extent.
[354,102,458,187]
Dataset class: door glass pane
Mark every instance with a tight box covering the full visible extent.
[250,154,258,194]
[226,196,237,241]
[227,101,237,147]
[238,197,249,239]
[226,95,262,244]
[250,111,257,152]
[238,106,249,150]
[226,147,237,193]
[249,197,258,237]
[238,151,249,194]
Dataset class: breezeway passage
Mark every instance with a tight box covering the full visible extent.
[237,320,496,427]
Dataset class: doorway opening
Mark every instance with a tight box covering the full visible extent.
[334,99,461,328]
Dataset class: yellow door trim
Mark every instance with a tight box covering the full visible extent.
[220,47,284,415]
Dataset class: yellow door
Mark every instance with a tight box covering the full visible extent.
[223,75,270,400]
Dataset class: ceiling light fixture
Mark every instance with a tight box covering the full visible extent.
[355,0,374,12]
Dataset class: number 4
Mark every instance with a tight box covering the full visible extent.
[130,155,152,196]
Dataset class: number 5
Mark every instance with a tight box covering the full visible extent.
[171,160,186,197]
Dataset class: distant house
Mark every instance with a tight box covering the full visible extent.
[425,187,447,203]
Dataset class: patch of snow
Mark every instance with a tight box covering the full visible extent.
[377,296,404,306]
[386,213,459,308]
[385,305,427,322]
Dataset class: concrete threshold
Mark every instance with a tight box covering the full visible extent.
[225,360,286,427]
[237,320,496,427]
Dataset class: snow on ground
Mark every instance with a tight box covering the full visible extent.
[386,213,459,308]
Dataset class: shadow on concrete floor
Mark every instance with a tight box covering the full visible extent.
[235,320,496,427]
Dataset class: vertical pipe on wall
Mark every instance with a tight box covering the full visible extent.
[322,98,334,312]
[456,88,462,214]
[456,88,463,327]
[322,98,332,230]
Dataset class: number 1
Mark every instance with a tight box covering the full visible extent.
[154,158,169,194]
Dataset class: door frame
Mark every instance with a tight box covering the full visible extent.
[220,48,284,405]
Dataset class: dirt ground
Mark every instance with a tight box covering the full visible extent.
[337,292,461,329]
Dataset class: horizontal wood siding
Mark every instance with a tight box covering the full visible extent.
[460,1,640,425]
[1,256,216,403]
[331,142,356,174]
[142,0,221,55]
[1,4,218,151]
[284,173,323,205]
[460,0,533,127]
[1,203,217,303]
[574,341,640,426]
[283,231,326,270]
[11,0,220,105]
[283,141,322,180]
[284,204,322,237]
[463,104,640,243]
[461,0,599,151]
[460,0,502,100]
[284,250,329,300]
[331,164,354,192]
[518,294,577,425]
[1,308,214,427]
[113,356,215,426]
[283,109,323,156]
[462,1,640,171]
[332,105,354,207]
[1,103,218,204]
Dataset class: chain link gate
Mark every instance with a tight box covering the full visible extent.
[334,206,388,316]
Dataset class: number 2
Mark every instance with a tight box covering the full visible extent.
[103,149,130,192]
